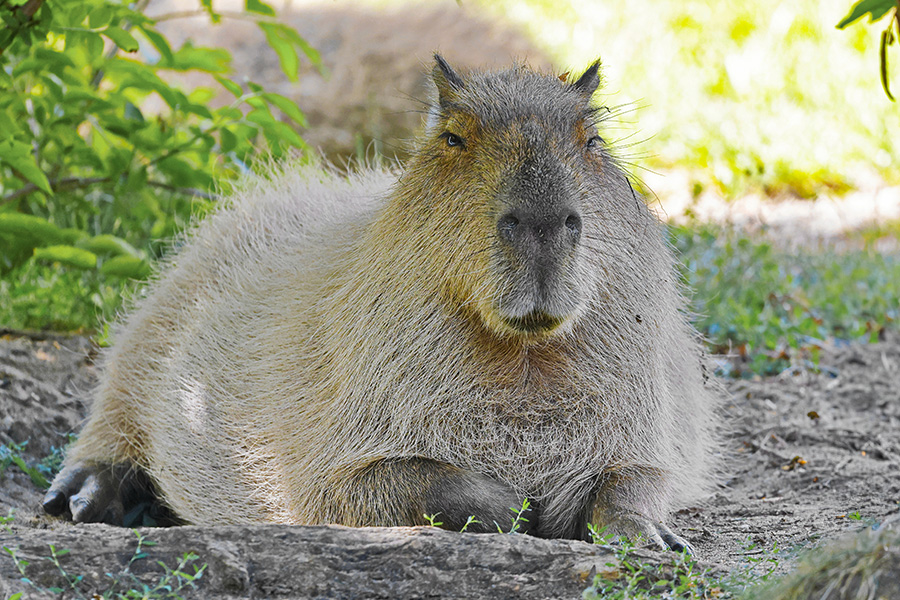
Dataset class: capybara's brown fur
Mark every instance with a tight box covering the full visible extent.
[45,57,719,550]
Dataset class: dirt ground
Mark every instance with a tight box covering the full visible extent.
[1,325,898,590]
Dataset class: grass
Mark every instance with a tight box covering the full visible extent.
[671,222,900,376]
[0,441,72,491]
[580,530,801,599]
[0,262,123,333]
[582,532,724,599]
[742,522,899,600]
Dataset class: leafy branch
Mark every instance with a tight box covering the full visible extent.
[0,0,317,288]
[838,0,900,100]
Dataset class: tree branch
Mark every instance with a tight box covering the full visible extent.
[147,180,217,200]
[151,9,281,24]
[0,0,46,57]
[0,177,110,207]
[0,176,216,206]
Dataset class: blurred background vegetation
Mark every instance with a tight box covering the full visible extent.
[479,0,900,198]
[1,0,898,375]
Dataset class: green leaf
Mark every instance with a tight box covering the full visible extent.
[263,92,308,127]
[100,255,151,279]
[157,156,214,190]
[59,227,89,244]
[103,27,140,52]
[89,4,113,29]
[837,0,896,28]
[124,101,146,123]
[219,127,238,153]
[0,213,65,246]
[0,111,18,137]
[214,75,243,98]
[33,245,98,270]
[77,234,142,258]
[200,0,221,23]
[105,58,186,109]
[247,109,306,148]
[162,44,232,73]
[245,0,276,16]
[258,22,299,82]
[12,48,75,77]
[274,22,321,66]
[882,27,896,101]
[9,454,49,489]
[0,139,52,194]
[138,25,174,64]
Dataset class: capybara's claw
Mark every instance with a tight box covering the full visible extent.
[41,489,67,516]
[657,522,693,555]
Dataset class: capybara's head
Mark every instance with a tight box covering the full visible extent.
[393,55,618,342]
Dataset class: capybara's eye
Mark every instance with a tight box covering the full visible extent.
[586,136,604,150]
[442,132,465,148]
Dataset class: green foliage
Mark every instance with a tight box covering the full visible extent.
[0,442,50,489]
[0,0,315,319]
[582,534,718,599]
[671,223,900,376]
[838,0,898,27]
[0,438,73,490]
[459,515,482,533]
[837,0,900,100]
[0,261,122,331]
[477,0,900,198]
[4,530,206,599]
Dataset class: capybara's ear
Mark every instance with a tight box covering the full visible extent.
[433,54,466,103]
[571,60,602,98]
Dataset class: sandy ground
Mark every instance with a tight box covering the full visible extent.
[647,171,900,252]
[1,326,898,591]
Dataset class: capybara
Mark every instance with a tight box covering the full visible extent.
[44,56,719,552]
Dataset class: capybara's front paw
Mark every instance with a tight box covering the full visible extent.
[43,462,132,525]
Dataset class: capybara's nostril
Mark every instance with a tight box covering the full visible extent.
[497,213,520,243]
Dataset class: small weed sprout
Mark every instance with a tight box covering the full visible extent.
[2,529,206,599]
[495,498,532,534]
[423,513,443,527]
[459,515,481,533]
[1,509,14,532]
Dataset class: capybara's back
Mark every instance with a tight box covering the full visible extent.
[45,56,719,551]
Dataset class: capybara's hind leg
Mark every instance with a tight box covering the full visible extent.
[43,462,150,525]
[347,457,537,534]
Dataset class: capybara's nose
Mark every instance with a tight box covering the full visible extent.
[497,209,581,249]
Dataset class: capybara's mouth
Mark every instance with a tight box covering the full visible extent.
[502,311,563,334]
